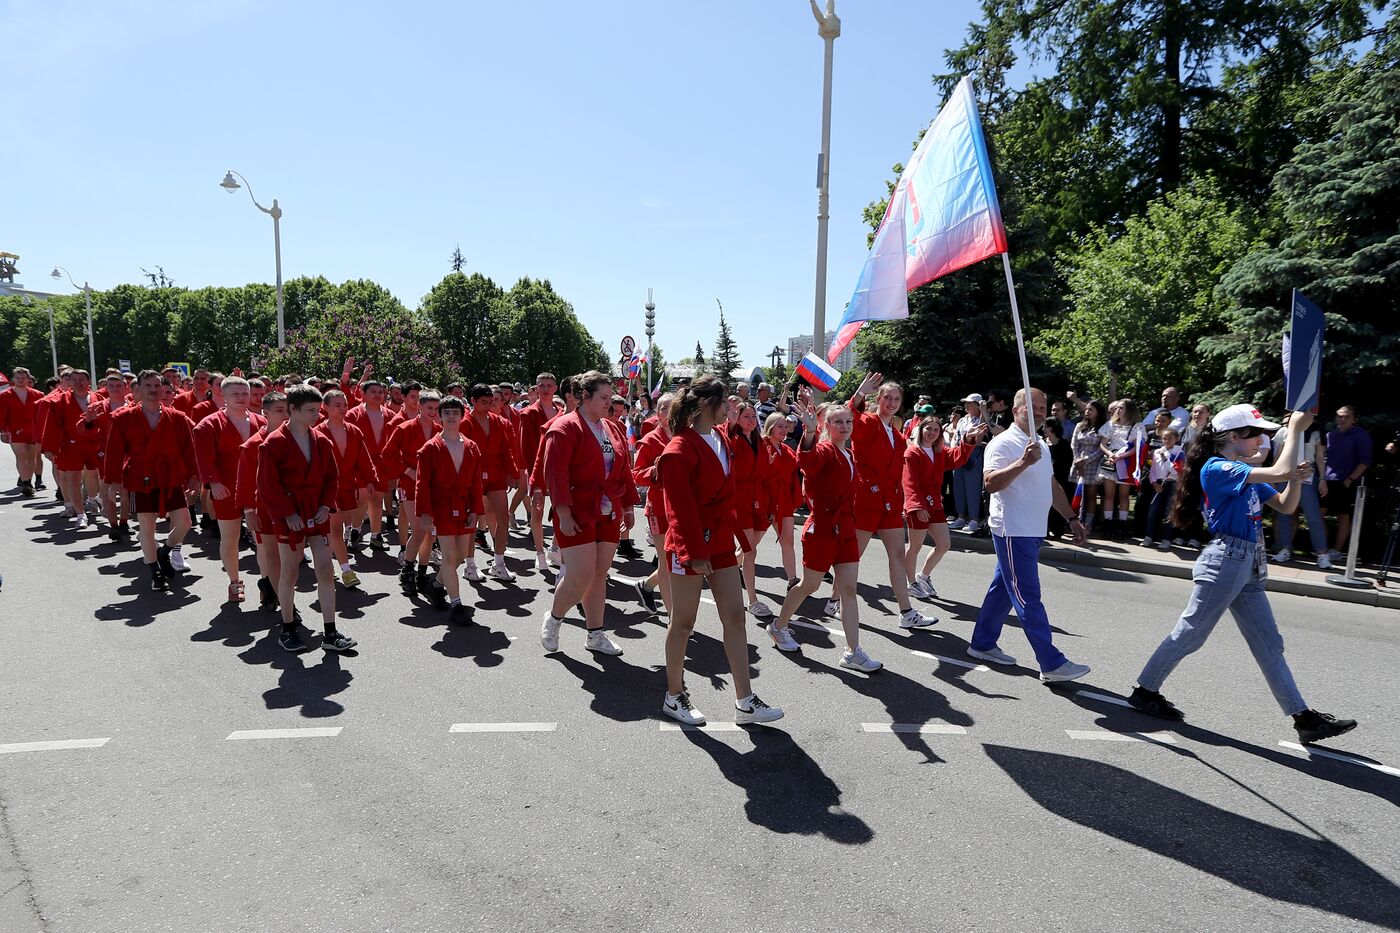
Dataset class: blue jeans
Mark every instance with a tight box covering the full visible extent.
[972,535,1067,673]
[1137,535,1307,715]
[1273,482,1326,555]
[1145,481,1177,540]
[952,446,984,521]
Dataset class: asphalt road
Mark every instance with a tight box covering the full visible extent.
[1,459,1398,933]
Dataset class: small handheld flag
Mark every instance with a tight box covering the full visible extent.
[795,352,841,392]
[1070,479,1084,515]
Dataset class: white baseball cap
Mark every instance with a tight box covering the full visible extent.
[1211,404,1280,433]
[961,393,984,403]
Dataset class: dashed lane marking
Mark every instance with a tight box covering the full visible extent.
[225,727,343,741]
[659,722,743,732]
[0,738,110,754]
[1066,729,1177,744]
[1076,690,1135,709]
[1278,741,1400,778]
[910,650,989,672]
[450,722,558,733]
[860,723,967,735]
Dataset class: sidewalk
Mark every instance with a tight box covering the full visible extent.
[947,532,1400,610]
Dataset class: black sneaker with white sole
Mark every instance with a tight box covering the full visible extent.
[635,581,659,614]
[1294,709,1357,744]
[279,628,307,653]
[322,631,357,653]
[449,603,473,625]
[156,544,175,577]
[149,563,169,593]
[1129,686,1184,721]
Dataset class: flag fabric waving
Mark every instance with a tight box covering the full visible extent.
[796,352,841,392]
[1283,289,1324,413]
[827,76,1008,364]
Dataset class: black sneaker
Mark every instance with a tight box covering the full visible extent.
[1294,709,1358,744]
[399,565,418,595]
[475,529,488,548]
[823,571,834,584]
[107,526,121,542]
[156,544,175,577]
[257,577,279,612]
[279,627,307,653]
[786,578,800,591]
[349,529,363,549]
[427,582,448,610]
[118,523,133,538]
[240,528,254,548]
[617,539,642,560]
[635,580,659,614]
[19,480,35,499]
[149,563,169,592]
[322,630,357,653]
[33,477,46,491]
[448,603,472,625]
[1129,686,1184,721]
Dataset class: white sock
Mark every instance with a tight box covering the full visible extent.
[735,694,754,710]
[1118,510,1130,521]
[450,596,461,606]
[339,562,351,574]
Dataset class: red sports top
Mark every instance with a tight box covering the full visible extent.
[463,411,520,487]
[847,398,905,499]
[658,428,741,567]
[193,410,266,489]
[542,411,638,526]
[902,440,977,516]
[414,434,486,523]
[798,440,857,539]
[315,419,381,494]
[102,405,197,492]
[256,424,338,528]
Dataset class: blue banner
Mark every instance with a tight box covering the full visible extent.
[1283,290,1324,412]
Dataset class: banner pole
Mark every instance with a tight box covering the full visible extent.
[1000,251,1037,439]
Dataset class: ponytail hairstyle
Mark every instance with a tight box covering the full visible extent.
[572,370,612,404]
[1171,428,1229,528]
[668,374,727,435]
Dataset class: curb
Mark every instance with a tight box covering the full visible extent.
[946,533,1400,611]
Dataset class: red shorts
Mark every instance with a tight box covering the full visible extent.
[276,516,331,548]
[745,511,770,533]
[132,487,189,517]
[428,505,478,537]
[5,428,38,445]
[666,547,739,576]
[334,487,363,513]
[555,512,622,549]
[483,476,509,494]
[210,491,243,521]
[854,486,904,533]
[905,509,947,530]
[55,449,100,472]
[249,508,274,544]
[397,474,415,502]
[801,528,859,573]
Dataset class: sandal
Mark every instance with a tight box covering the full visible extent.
[228,581,246,603]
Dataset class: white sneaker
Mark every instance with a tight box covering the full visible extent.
[899,607,937,628]
[735,694,784,724]
[747,600,774,619]
[585,629,623,656]
[964,520,982,534]
[823,598,841,620]
[462,559,482,582]
[540,613,563,652]
[661,690,705,726]
[75,514,89,529]
[1317,553,1334,570]
[915,573,937,599]
[767,623,800,652]
[967,645,1017,666]
[840,646,882,673]
[948,518,967,530]
[1040,660,1091,683]
[84,496,101,514]
[489,558,516,582]
[547,545,562,568]
[535,550,549,573]
[1272,549,1292,564]
[168,547,188,573]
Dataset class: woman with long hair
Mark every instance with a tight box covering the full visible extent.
[1128,405,1356,745]
[539,371,637,657]
[657,375,783,725]
[1098,398,1143,539]
[902,415,984,598]
[726,403,775,619]
[1069,399,1108,532]
[761,412,801,590]
[766,401,883,673]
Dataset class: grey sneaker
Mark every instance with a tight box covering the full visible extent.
[1040,660,1091,683]
[967,645,1017,666]
[767,623,800,652]
[840,646,882,673]
[540,613,563,653]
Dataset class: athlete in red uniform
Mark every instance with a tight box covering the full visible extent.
[538,371,635,657]
[768,402,883,672]
[237,391,289,613]
[103,370,198,591]
[86,373,133,536]
[903,416,984,600]
[386,392,442,596]
[656,375,783,726]
[172,369,210,417]
[517,372,563,571]
[462,384,520,582]
[315,389,379,590]
[345,379,399,550]
[40,369,103,527]
[193,376,264,601]
[257,384,355,654]
[761,411,802,589]
[33,371,72,498]
[0,367,42,496]
[415,396,484,620]
[629,392,673,615]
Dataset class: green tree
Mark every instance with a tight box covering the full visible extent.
[263,302,462,387]
[420,272,509,383]
[1031,183,1252,403]
[712,311,741,385]
[498,277,608,384]
[692,341,707,375]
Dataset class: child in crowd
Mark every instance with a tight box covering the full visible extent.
[1143,427,1184,549]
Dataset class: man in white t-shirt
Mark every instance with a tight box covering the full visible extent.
[969,388,1092,682]
[1143,386,1190,434]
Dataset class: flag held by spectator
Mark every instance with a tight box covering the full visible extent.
[1070,479,1084,515]
[796,352,841,392]
[1283,290,1324,413]
[827,76,1009,364]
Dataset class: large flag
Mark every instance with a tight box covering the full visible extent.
[827,76,1008,363]
[1283,290,1324,412]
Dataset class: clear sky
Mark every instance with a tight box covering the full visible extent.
[4,0,1011,372]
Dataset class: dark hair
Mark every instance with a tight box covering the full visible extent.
[43,377,60,391]
[322,389,347,405]
[1171,428,1229,528]
[418,390,442,405]
[470,383,494,400]
[573,370,611,401]
[446,382,465,393]
[1041,419,1064,441]
[438,396,466,416]
[262,391,287,411]
[559,375,579,398]
[536,372,557,384]
[361,379,383,392]
[402,381,422,395]
[989,389,1012,404]
[669,374,727,435]
[136,368,161,384]
[1080,399,1107,429]
[286,384,323,409]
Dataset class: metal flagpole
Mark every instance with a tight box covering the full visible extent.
[1000,252,1037,440]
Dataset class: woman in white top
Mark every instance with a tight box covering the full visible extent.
[1098,399,1144,540]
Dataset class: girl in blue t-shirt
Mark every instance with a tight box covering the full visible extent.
[1126,404,1357,745]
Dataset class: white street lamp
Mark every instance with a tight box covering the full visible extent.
[220,170,286,349]
[21,294,58,378]
[50,265,95,377]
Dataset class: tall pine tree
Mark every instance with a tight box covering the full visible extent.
[712,311,742,386]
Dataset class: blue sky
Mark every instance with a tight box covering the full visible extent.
[4,0,1016,371]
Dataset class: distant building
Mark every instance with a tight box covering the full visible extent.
[788,331,858,373]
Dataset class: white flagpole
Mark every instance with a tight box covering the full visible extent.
[1000,251,1037,440]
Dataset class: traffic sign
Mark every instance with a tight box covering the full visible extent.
[620,335,635,359]
[118,359,132,374]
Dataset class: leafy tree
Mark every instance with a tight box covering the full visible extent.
[1031,183,1252,403]
[497,277,608,384]
[420,272,509,383]
[263,302,462,387]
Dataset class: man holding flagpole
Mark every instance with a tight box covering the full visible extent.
[969,387,1093,682]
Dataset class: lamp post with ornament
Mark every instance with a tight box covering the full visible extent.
[644,289,656,399]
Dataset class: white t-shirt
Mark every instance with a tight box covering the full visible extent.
[984,422,1052,538]
[702,429,730,474]
[1144,406,1190,434]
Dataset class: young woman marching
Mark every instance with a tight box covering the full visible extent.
[0,367,42,496]
[761,412,802,591]
[237,392,289,614]
[538,371,636,657]
[767,402,884,673]
[630,392,674,616]
[192,376,264,601]
[462,383,520,583]
[843,373,935,629]
[657,375,784,725]
[726,403,774,620]
[415,396,484,622]
[1127,405,1357,745]
[314,389,379,590]
[902,415,985,599]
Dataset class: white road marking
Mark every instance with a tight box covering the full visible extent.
[1076,690,1135,709]
[1278,741,1400,778]
[860,723,967,735]
[659,722,742,732]
[910,650,989,671]
[225,727,342,741]
[699,596,716,605]
[450,722,557,733]
[789,618,841,635]
[1066,729,1177,744]
[0,737,110,754]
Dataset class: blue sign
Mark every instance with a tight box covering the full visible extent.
[1283,290,1324,412]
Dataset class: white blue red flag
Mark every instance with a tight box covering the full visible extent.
[827,76,1009,364]
[796,352,841,392]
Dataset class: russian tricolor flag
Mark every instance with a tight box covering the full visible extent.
[827,76,1009,363]
[795,352,840,392]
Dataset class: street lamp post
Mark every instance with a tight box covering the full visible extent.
[644,289,656,398]
[809,1,840,364]
[220,170,286,349]
[50,266,95,377]
[21,295,58,378]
